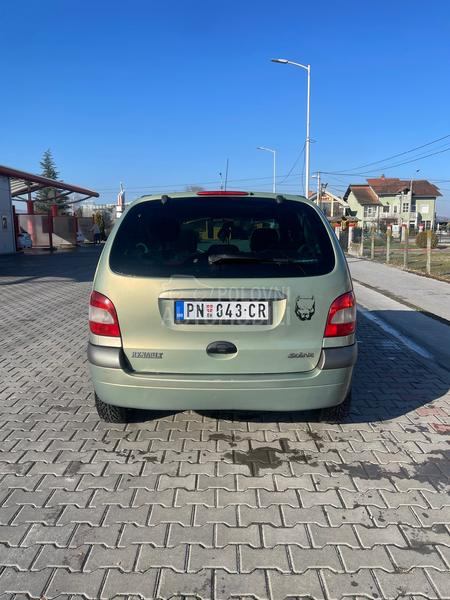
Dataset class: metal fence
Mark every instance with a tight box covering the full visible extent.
[78,217,95,243]
[18,214,95,248]
[53,216,77,246]
[18,214,51,248]
[348,228,450,282]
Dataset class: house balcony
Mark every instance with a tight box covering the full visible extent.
[380,211,417,219]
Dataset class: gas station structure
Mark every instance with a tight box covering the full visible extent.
[0,164,99,253]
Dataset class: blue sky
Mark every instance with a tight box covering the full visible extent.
[1,0,450,214]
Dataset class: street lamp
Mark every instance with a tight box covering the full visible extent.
[271,58,311,198]
[408,169,420,232]
[257,146,276,193]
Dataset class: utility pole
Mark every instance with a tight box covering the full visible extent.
[316,171,321,207]
[406,169,420,237]
[224,159,229,191]
[305,63,311,199]
[271,58,311,198]
[257,147,276,193]
[400,189,406,242]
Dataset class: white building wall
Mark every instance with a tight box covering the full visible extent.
[0,175,16,254]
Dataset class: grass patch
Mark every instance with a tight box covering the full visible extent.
[361,243,450,282]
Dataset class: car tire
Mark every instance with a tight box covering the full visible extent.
[95,393,130,423]
[321,389,352,422]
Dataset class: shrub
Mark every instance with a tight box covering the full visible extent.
[415,231,438,248]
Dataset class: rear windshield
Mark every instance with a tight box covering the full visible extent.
[109,196,335,278]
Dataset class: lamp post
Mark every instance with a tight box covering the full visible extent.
[407,169,420,234]
[271,58,311,198]
[257,146,276,193]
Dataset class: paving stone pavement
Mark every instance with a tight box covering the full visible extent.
[0,247,449,600]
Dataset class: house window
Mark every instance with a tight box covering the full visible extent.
[364,206,375,217]
[383,205,390,213]
[402,202,409,213]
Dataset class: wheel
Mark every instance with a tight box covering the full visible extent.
[321,389,352,422]
[95,393,130,423]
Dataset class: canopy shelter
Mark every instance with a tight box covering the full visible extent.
[0,163,99,253]
[0,163,99,205]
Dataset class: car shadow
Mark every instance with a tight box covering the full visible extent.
[108,310,449,426]
[0,245,103,284]
[197,310,450,425]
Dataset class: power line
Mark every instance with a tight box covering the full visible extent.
[278,144,305,185]
[89,147,450,200]
[329,133,450,174]
[92,171,304,193]
[93,147,308,195]
[322,144,450,178]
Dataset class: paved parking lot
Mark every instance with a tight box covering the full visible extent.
[0,247,449,600]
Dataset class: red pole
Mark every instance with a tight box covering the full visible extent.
[26,192,36,246]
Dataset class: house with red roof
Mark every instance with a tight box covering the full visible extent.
[343,176,440,231]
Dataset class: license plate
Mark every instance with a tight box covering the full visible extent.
[174,300,271,324]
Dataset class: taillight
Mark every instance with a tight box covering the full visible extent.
[324,291,356,337]
[89,291,121,337]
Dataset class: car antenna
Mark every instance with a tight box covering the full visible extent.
[224,158,229,191]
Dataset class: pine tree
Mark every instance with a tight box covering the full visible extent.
[35,149,69,214]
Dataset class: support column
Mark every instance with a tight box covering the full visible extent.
[426,229,432,274]
[26,189,36,246]
[386,226,391,264]
[403,227,409,269]
[347,222,354,252]
[49,204,58,249]
[12,205,19,251]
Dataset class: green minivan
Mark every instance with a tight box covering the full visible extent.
[88,191,357,422]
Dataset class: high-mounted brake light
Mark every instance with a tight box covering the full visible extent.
[89,291,121,337]
[324,291,356,337]
[196,190,249,196]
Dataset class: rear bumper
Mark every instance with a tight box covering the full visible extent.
[88,343,357,411]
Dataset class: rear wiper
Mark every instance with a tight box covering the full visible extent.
[208,254,260,265]
[208,254,317,265]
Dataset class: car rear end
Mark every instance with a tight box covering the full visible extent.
[88,191,356,413]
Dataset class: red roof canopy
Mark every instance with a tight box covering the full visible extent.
[0,164,99,201]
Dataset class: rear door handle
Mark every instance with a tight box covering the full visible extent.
[206,341,237,355]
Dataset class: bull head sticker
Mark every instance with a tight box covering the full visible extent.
[295,296,315,321]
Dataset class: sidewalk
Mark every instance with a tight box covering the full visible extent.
[348,256,450,322]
